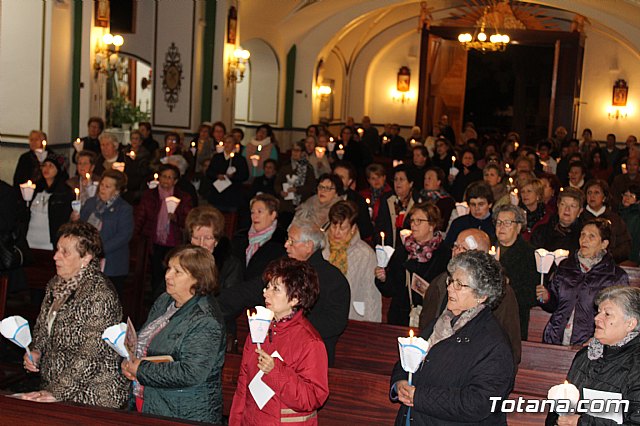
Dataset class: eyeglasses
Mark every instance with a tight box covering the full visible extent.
[285,237,306,245]
[495,219,521,227]
[410,218,430,226]
[317,184,336,192]
[191,235,216,244]
[446,276,472,291]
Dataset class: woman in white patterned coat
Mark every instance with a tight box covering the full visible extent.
[323,200,381,322]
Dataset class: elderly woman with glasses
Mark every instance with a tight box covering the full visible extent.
[537,218,629,346]
[375,202,450,326]
[546,287,640,426]
[294,173,345,230]
[391,250,515,425]
[323,200,380,322]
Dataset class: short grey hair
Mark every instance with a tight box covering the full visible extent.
[99,132,120,147]
[289,218,325,251]
[447,250,505,309]
[596,286,640,331]
[493,204,526,225]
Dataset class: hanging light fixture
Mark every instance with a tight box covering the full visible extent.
[458,6,510,52]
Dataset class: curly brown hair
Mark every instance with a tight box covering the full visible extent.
[263,258,319,314]
[166,245,219,296]
[328,200,358,226]
[58,221,104,259]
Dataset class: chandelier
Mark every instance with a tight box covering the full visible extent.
[458,6,510,52]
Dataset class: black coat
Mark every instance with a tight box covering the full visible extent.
[13,150,55,187]
[375,241,450,326]
[546,335,640,425]
[391,307,515,425]
[499,236,538,340]
[30,178,74,247]
[530,215,582,255]
[345,188,374,240]
[449,164,483,202]
[231,226,287,281]
[205,152,249,211]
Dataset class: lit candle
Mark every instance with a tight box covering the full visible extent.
[216,141,224,153]
[357,128,364,137]
[315,146,326,159]
[75,138,81,144]
[409,328,414,344]
[336,144,345,159]
[380,231,386,246]
[165,146,170,156]
[622,163,628,174]
[154,173,159,180]
[489,246,497,257]
[191,141,196,148]
[258,144,263,152]
[366,197,372,218]
[383,136,389,144]
[19,180,36,202]
[505,163,511,174]
[508,177,514,186]
[366,197,371,205]
[74,138,82,152]
[452,155,456,163]
[329,137,334,143]
[128,150,136,160]
[514,142,519,150]
[42,140,47,149]
[85,173,91,181]
[74,187,80,201]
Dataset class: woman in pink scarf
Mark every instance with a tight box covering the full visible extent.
[135,164,193,300]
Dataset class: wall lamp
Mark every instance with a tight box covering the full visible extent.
[228,47,250,86]
[94,33,124,80]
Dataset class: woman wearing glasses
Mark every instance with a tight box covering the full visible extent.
[537,218,629,346]
[390,250,515,424]
[375,202,450,326]
[294,173,345,230]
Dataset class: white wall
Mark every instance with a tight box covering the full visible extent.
[578,24,640,140]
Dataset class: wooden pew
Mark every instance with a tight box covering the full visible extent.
[0,394,210,425]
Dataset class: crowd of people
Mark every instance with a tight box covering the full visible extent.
[1,116,640,424]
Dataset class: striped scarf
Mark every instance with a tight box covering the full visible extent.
[246,220,278,265]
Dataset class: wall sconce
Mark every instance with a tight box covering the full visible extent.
[609,79,629,119]
[317,85,332,96]
[94,33,124,80]
[391,89,415,104]
[227,47,250,86]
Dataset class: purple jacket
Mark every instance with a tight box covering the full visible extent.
[542,252,628,345]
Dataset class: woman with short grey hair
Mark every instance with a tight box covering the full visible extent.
[546,286,640,425]
[492,204,526,230]
[391,250,515,425]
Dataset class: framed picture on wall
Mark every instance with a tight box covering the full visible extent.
[227,7,237,44]
[612,79,628,107]
[95,0,110,28]
[397,66,411,93]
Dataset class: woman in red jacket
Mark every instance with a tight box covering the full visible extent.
[230,258,329,425]
[134,164,192,300]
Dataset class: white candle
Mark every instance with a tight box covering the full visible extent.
[128,150,136,160]
[42,140,47,149]
[19,180,36,202]
[258,144,262,152]
[622,163,627,174]
[165,146,170,156]
[380,231,386,246]
[74,188,80,201]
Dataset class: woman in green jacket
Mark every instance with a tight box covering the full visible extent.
[121,245,226,423]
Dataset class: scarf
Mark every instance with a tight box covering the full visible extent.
[155,186,174,245]
[404,232,443,262]
[295,194,343,229]
[427,304,486,350]
[47,259,101,336]
[370,186,385,207]
[524,202,546,231]
[134,301,181,400]
[250,136,271,147]
[577,250,605,272]
[570,178,585,189]
[418,189,449,203]
[587,331,639,360]
[394,193,412,229]
[87,193,120,232]
[328,235,352,275]
[246,220,278,265]
[292,157,309,206]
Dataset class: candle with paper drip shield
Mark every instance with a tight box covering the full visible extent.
[112,162,125,173]
[449,156,459,177]
[0,315,34,362]
[247,306,274,350]
[336,144,345,160]
[547,381,580,415]
[327,137,335,152]
[19,180,36,203]
[72,188,81,212]
[250,145,262,167]
[102,323,129,359]
[393,160,404,167]
[400,229,412,244]
[165,196,181,214]
[73,137,83,152]
[398,329,429,425]
[148,173,159,189]
[35,140,48,163]
[510,188,519,206]
[455,201,469,216]
[128,150,136,160]
[505,163,512,175]
[535,248,569,301]
[376,232,395,267]
[216,141,224,153]
[314,146,326,159]
[86,174,98,197]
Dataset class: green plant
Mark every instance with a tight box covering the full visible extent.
[107,96,150,128]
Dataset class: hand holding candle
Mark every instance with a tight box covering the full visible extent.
[73,137,83,152]
[19,180,36,202]
[547,381,580,415]
[148,173,159,189]
[510,188,519,206]
[449,156,459,177]
[336,144,345,159]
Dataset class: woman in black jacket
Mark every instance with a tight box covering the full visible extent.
[448,147,483,202]
[375,202,450,326]
[391,250,515,425]
[26,156,73,251]
[546,286,640,425]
